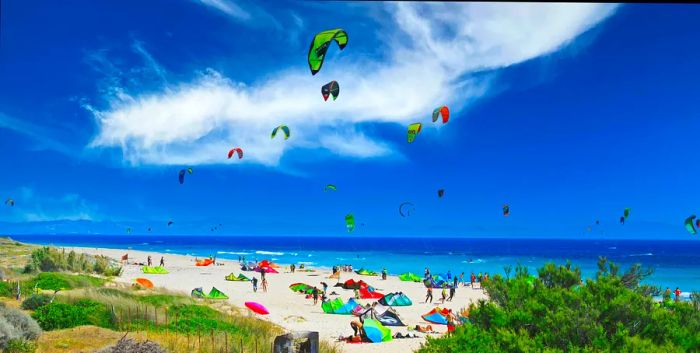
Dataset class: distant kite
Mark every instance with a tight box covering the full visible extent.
[407,123,422,143]
[321,81,340,101]
[271,125,291,140]
[227,147,243,159]
[432,106,450,124]
[345,213,355,233]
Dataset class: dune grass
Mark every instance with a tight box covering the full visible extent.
[36,325,125,353]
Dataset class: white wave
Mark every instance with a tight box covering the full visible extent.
[140,242,149,245]
[608,247,617,250]
[217,251,251,255]
[461,258,486,264]
[165,249,171,252]
[628,253,653,257]
[255,250,284,256]
[290,252,299,256]
[299,261,315,265]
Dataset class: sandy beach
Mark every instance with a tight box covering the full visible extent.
[64,246,487,353]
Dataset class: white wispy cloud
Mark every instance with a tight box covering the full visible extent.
[0,187,99,222]
[196,0,250,20]
[89,3,618,167]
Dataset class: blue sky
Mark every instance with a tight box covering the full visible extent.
[1,2,699,239]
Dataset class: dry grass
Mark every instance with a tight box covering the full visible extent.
[36,326,124,353]
[0,236,36,275]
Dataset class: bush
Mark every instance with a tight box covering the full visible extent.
[21,295,52,311]
[32,300,113,331]
[0,303,42,351]
[418,259,700,353]
[0,282,12,297]
[28,247,122,276]
[4,339,37,353]
[25,272,105,292]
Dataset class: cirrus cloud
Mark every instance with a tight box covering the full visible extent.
[89,3,618,167]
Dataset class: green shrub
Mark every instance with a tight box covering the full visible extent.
[4,339,37,353]
[21,295,52,311]
[32,300,114,331]
[418,259,700,353]
[28,247,121,276]
[24,272,105,292]
[0,282,12,297]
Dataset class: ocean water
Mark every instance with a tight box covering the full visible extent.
[10,234,700,292]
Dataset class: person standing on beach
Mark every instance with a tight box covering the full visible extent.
[159,257,165,267]
[663,287,672,301]
[147,256,152,266]
[252,277,258,293]
[260,268,266,281]
[470,272,476,289]
[382,268,387,280]
[459,272,464,287]
[425,286,433,303]
[262,278,268,293]
[448,285,456,302]
[441,285,448,304]
[453,276,459,289]
[321,281,328,294]
[354,288,360,300]
[674,287,681,302]
[312,286,320,305]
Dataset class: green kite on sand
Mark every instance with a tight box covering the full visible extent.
[191,287,229,299]
[142,266,169,274]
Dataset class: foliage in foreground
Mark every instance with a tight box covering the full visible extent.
[0,303,42,352]
[419,259,700,353]
[32,300,115,331]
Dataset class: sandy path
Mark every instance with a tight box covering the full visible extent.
[66,247,487,353]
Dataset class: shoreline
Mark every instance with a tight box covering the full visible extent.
[58,245,488,353]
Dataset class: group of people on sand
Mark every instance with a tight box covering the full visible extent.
[251,269,268,293]
[145,255,165,267]
[334,265,354,273]
[663,287,684,302]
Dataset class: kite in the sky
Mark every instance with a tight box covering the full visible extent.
[685,215,697,235]
[345,213,355,233]
[399,202,415,217]
[4,198,14,207]
[324,184,337,191]
[321,81,340,101]
[432,106,450,124]
[167,220,174,227]
[502,205,510,216]
[437,189,445,198]
[407,123,422,143]
[178,168,193,184]
[620,208,630,225]
[308,29,348,75]
[228,147,243,159]
[126,227,132,234]
[271,125,291,140]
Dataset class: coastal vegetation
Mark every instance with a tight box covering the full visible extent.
[0,238,341,353]
[418,258,700,353]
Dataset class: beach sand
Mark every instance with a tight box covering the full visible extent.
[66,247,487,353]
